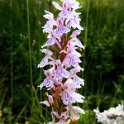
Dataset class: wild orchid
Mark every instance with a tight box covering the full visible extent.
[38,0,85,123]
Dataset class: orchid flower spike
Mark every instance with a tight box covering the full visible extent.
[38,0,85,123]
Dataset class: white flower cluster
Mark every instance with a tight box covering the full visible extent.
[94,104,124,124]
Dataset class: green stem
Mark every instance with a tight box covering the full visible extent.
[10,0,13,124]
[83,0,90,65]
[82,0,90,98]
[10,0,13,102]
[26,0,34,118]
[26,0,33,90]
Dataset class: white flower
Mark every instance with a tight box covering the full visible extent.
[94,104,124,124]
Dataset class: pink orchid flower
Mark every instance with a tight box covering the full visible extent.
[38,0,85,123]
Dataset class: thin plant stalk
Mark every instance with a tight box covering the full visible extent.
[26,0,34,117]
[26,0,33,93]
[10,0,13,124]
[82,0,90,98]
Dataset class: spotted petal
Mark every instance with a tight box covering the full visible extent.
[56,25,70,36]
[37,57,48,68]
[42,38,55,48]
[38,77,53,89]
[56,67,69,80]
[69,37,84,49]
[63,54,81,67]
[73,75,84,88]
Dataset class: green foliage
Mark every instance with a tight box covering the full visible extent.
[81,0,124,117]
[0,0,124,123]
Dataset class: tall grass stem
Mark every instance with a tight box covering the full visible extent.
[10,0,13,124]
[26,0,33,92]
[82,0,90,97]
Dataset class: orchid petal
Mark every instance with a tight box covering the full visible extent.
[56,67,69,80]
[37,57,48,68]
[71,92,84,103]
[63,54,81,68]
[59,10,70,18]
[38,77,53,89]
[42,38,55,48]
[44,10,54,19]
[56,120,66,124]
[41,49,53,56]
[70,30,81,38]
[52,2,62,10]
[73,75,84,88]
[56,25,70,36]
[72,106,85,114]
[69,37,84,49]
[40,100,50,107]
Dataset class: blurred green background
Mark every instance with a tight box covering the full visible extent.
[0,0,124,123]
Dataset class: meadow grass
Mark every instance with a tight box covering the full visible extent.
[0,0,124,123]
